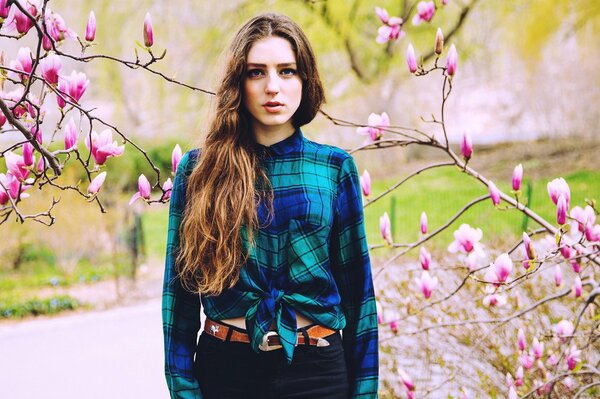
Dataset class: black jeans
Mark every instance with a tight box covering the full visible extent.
[192,325,349,399]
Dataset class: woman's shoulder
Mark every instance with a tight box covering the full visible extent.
[302,136,354,167]
[178,148,202,175]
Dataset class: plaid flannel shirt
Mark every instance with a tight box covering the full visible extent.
[162,127,379,398]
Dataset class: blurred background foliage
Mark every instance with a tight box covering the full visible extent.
[1,0,599,318]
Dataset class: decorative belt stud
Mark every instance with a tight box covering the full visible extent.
[210,324,220,334]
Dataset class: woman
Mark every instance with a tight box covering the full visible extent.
[162,13,379,399]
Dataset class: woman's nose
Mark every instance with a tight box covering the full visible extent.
[265,73,280,94]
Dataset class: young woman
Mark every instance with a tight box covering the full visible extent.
[162,13,379,399]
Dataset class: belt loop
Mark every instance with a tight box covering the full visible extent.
[225,325,234,342]
[300,328,310,346]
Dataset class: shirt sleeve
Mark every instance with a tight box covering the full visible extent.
[162,150,203,399]
[330,155,379,398]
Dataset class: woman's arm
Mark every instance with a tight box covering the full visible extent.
[330,155,380,398]
[162,150,203,399]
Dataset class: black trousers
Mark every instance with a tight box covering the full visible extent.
[192,325,349,399]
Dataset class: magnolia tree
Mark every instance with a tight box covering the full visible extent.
[1,0,598,398]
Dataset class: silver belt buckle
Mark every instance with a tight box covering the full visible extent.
[258,331,283,351]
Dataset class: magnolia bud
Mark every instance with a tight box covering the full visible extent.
[434,27,444,55]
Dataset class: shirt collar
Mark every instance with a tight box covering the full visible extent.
[254,127,303,157]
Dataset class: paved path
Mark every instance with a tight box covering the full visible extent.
[0,298,176,399]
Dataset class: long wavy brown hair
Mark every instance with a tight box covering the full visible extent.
[176,13,325,296]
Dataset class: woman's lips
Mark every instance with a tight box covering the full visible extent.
[263,103,284,113]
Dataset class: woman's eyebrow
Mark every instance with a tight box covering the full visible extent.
[246,62,297,67]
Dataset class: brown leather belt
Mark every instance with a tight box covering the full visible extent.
[204,318,337,351]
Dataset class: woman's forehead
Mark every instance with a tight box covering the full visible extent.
[246,36,296,65]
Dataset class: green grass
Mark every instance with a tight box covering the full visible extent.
[141,167,600,260]
[0,253,129,318]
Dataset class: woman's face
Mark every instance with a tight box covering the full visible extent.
[243,36,303,139]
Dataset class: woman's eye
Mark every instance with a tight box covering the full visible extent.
[281,68,297,76]
[247,69,263,78]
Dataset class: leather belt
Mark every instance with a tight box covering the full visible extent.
[203,318,337,351]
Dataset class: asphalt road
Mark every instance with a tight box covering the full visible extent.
[0,298,180,399]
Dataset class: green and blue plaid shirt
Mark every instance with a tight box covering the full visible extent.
[162,127,379,398]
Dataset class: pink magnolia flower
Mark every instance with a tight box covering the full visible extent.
[36,155,44,173]
[356,112,389,142]
[555,319,574,341]
[0,108,6,128]
[56,77,69,108]
[87,171,107,194]
[143,12,153,47]
[560,245,572,259]
[570,205,595,232]
[554,264,562,287]
[85,11,96,42]
[40,52,62,85]
[488,180,501,206]
[514,366,524,386]
[509,384,519,398]
[161,178,172,200]
[379,212,392,245]
[129,174,152,205]
[376,23,404,43]
[0,0,10,19]
[585,223,600,242]
[434,27,444,55]
[566,346,581,370]
[0,172,29,204]
[406,43,418,73]
[64,117,78,150]
[171,144,182,174]
[4,151,30,181]
[517,328,526,351]
[442,0,449,5]
[522,254,533,270]
[512,164,523,191]
[556,194,567,225]
[571,259,581,273]
[520,352,534,369]
[415,270,438,299]
[66,70,89,103]
[493,253,513,284]
[13,1,37,34]
[376,301,382,324]
[412,1,436,25]
[42,8,77,51]
[483,293,506,307]
[8,47,33,82]
[460,131,472,160]
[359,170,371,197]
[419,246,431,270]
[16,46,33,74]
[398,368,415,391]
[547,177,570,209]
[375,7,389,24]
[573,276,582,298]
[466,253,478,271]
[532,337,544,360]
[84,129,125,165]
[22,142,34,166]
[522,232,536,260]
[420,211,428,234]
[375,7,404,43]
[547,353,559,367]
[389,319,399,334]
[505,372,514,388]
[446,43,457,76]
[448,223,484,255]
